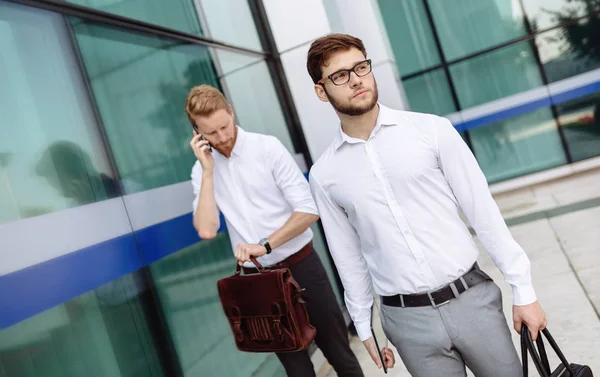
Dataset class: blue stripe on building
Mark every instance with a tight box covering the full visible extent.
[0,213,227,330]
[453,80,600,132]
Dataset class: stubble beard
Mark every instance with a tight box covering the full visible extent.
[326,81,379,117]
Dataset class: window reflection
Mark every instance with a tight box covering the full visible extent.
[428,0,527,61]
[523,0,599,31]
[536,15,600,83]
[403,69,457,115]
[377,0,441,76]
[0,2,115,224]
[557,91,600,161]
[450,42,543,109]
[469,107,567,182]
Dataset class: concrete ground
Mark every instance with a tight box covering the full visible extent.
[319,168,600,377]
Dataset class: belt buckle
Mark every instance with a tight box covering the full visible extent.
[427,289,450,308]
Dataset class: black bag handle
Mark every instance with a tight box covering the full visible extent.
[521,324,576,377]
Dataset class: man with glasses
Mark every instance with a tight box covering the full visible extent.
[306,33,547,377]
[186,85,365,377]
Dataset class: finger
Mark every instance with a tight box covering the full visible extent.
[234,245,242,261]
[195,140,209,150]
[190,133,201,145]
[530,325,540,341]
[514,319,523,335]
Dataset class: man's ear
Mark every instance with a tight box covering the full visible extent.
[314,84,329,103]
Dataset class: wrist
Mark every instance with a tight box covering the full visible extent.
[202,170,214,179]
[258,238,272,254]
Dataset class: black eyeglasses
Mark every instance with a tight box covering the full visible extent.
[318,59,372,86]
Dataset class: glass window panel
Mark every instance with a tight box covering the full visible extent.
[71,20,221,193]
[450,42,544,109]
[196,0,263,51]
[0,272,165,377]
[150,234,284,377]
[377,0,441,75]
[67,0,203,35]
[470,107,567,182]
[218,51,294,152]
[556,91,600,162]
[0,2,116,225]
[402,69,457,115]
[522,0,599,31]
[428,0,527,61]
[536,15,600,83]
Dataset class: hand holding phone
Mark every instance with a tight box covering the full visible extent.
[370,303,395,373]
[190,128,214,170]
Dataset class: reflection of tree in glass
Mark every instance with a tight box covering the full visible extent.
[148,53,221,170]
[536,0,600,61]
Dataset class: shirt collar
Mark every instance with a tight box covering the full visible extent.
[231,126,246,156]
[333,103,399,150]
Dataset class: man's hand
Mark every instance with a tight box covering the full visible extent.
[190,131,214,171]
[234,243,268,266]
[363,337,395,370]
[513,301,547,341]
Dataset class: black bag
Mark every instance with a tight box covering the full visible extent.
[521,324,593,377]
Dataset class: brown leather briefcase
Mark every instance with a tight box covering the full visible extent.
[216,257,316,353]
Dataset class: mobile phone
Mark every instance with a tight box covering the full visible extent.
[371,304,388,374]
[199,135,213,152]
[194,126,212,152]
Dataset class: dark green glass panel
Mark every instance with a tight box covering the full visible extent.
[71,20,221,193]
[150,232,285,377]
[67,0,203,35]
[0,272,165,377]
[470,107,567,182]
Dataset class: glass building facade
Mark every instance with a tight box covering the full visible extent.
[379,0,600,183]
[2,1,600,376]
[0,1,340,377]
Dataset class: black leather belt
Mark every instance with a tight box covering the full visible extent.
[381,263,492,308]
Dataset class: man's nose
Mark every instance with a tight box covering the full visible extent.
[349,71,362,87]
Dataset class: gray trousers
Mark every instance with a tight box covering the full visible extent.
[380,280,523,377]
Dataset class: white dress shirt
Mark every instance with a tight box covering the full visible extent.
[192,127,318,267]
[309,104,536,341]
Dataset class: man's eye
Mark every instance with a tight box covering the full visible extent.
[333,71,348,81]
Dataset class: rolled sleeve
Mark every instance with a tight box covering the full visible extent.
[191,162,202,216]
[433,116,537,306]
[309,173,374,341]
[270,138,319,215]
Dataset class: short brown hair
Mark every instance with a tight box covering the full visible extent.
[306,33,367,84]
[185,84,231,126]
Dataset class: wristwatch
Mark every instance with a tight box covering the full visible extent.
[259,238,272,254]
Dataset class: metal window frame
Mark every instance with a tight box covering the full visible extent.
[403,1,600,161]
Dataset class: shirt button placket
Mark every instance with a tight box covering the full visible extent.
[365,143,439,287]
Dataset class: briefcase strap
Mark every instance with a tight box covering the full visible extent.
[235,256,265,276]
[521,325,576,377]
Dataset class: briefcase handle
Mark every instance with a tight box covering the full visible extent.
[235,256,267,276]
[521,324,576,377]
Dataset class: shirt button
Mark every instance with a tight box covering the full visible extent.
[403,230,411,235]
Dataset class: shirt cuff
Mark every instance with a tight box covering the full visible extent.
[355,320,373,342]
[512,284,537,306]
[293,204,319,216]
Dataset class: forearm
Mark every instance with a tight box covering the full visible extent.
[267,212,319,249]
[193,171,220,239]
